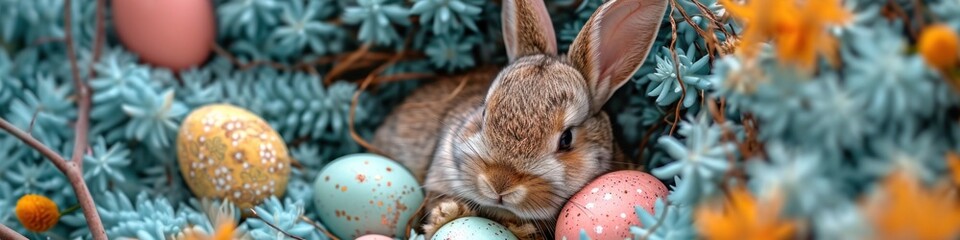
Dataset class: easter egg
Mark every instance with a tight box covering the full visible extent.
[432,217,518,240]
[355,234,394,240]
[554,170,668,240]
[176,104,291,210]
[313,153,424,239]
[112,0,215,71]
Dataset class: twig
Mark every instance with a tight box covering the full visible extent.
[373,73,436,84]
[740,114,763,159]
[211,41,425,84]
[325,44,372,84]
[691,0,733,41]
[28,108,40,135]
[63,0,96,172]
[346,57,398,157]
[247,208,305,240]
[667,3,686,136]
[670,0,720,58]
[31,37,65,46]
[210,42,302,71]
[403,76,470,108]
[0,224,28,240]
[707,99,746,181]
[346,23,422,156]
[62,0,106,239]
[299,216,340,240]
[86,0,105,80]
[636,118,666,168]
[0,119,106,240]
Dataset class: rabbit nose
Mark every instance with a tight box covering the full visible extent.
[477,174,525,205]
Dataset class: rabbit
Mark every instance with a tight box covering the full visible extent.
[372,0,667,238]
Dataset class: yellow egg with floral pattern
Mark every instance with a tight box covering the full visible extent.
[176,104,291,209]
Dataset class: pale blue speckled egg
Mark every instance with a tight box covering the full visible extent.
[432,217,518,240]
[313,153,424,239]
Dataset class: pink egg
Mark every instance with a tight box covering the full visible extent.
[554,170,668,240]
[354,234,394,240]
[112,0,215,71]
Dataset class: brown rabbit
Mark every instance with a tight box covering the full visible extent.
[372,0,667,238]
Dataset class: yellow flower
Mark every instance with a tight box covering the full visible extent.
[720,0,852,72]
[695,187,799,240]
[14,194,60,232]
[918,24,960,70]
[862,170,960,240]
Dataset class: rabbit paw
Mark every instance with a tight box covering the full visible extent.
[505,222,540,240]
[422,199,475,238]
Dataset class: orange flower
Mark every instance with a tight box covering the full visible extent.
[14,194,60,232]
[862,170,960,240]
[212,221,236,240]
[695,187,799,240]
[177,222,239,240]
[919,24,960,70]
[720,0,852,72]
[948,152,960,186]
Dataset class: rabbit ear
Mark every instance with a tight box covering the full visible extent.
[568,0,667,113]
[502,0,557,61]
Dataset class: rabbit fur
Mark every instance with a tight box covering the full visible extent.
[372,0,667,238]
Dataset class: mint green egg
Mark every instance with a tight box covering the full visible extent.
[432,217,519,240]
[313,153,424,239]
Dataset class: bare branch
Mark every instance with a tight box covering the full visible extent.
[61,0,107,240]
[248,208,306,240]
[0,118,106,239]
[0,224,28,240]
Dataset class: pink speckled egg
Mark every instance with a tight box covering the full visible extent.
[354,234,393,240]
[112,0,214,71]
[554,170,668,240]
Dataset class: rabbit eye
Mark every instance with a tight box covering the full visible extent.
[558,128,573,152]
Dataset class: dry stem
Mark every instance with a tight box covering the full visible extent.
[0,224,28,240]
[247,208,305,240]
[62,0,107,238]
[667,2,686,136]
[346,50,406,157]
[0,119,105,240]
[325,44,372,84]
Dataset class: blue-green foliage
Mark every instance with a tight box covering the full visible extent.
[630,199,696,240]
[411,0,483,35]
[89,48,150,141]
[268,0,343,60]
[424,31,479,72]
[843,24,940,129]
[645,45,712,108]
[6,75,75,150]
[746,143,843,218]
[812,200,872,240]
[0,182,17,232]
[83,137,131,193]
[243,196,326,240]
[217,0,281,41]
[652,114,737,205]
[121,88,188,150]
[0,49,16,114]
[2,0,960,239]
[60,191,209,239]
[342,0,411,47]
